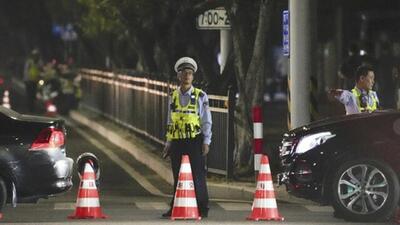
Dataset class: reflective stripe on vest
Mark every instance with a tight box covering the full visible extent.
[167,88,201,140]
[351,88,378,112]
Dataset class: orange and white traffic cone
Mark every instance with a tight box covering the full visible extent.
[68,161,107,219]
[247,154,284,221]
[171,155,201,220]
[45,100,57,117]
[2,90,10,109]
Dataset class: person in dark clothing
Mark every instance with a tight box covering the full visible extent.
[377,42,396,108]
[23,49,43,112]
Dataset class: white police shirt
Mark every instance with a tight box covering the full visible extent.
[335,87,379,115]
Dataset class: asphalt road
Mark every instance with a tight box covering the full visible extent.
[0,87,396,224]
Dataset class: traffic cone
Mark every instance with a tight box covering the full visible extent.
[2,90,10,109]
[68,161,107,219]
[170,155,201,220]
[45,100,57,117]
[247,154,284,221]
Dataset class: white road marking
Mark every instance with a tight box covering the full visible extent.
[135,202,169,210]
[217,202,251,211]
[304,205,334,213]
[66,119,170,198]
[54,202,75,210]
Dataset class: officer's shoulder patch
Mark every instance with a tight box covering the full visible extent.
[199,91,205,97]
[170,89,177,96]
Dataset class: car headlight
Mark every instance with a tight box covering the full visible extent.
[295,132,336,154]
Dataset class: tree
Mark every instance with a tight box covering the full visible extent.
[224,0,275,174]
[0,0,275,175]
[76,0,233,92]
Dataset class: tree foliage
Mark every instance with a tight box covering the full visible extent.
[76,0,231,90]
[0,0,277,174]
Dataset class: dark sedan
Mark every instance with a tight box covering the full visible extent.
[0,106,73,211]
[278,110,400,222]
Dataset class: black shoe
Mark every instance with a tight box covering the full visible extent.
[162,209,172,218]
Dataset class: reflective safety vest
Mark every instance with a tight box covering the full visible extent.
[27,59,40,82]
[166,88,202,140]
[351,88,379,112]
[61,78,75,94]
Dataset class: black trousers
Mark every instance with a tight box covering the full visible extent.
[169,135,209,213]
[25,81,37,113]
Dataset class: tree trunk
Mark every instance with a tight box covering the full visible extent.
[226,0,274,174]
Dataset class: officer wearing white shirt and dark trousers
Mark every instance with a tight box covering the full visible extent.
[162,57,212,218]
[329,64,380,114]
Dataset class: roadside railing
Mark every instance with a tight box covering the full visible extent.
[79,69,234,177]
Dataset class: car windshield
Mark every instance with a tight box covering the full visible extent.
[0,106,21,120]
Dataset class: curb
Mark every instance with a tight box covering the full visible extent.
[69,109,315,204]
[70,110,174,184]
[70,110,255,201]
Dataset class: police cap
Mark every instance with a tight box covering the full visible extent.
[174,57,197,73]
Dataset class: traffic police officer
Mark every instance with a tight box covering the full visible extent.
[162,57,212,218]
[330,64,379,114]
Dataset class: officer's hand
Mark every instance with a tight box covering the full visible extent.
[328,89,343,99]
[201,144,209,156]
[162,144,171,159]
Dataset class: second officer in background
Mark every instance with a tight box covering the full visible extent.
[329,64,380,114]
[162,57,212,218]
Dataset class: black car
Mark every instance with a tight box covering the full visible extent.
[278,110,400,222]
[0,106,73,211]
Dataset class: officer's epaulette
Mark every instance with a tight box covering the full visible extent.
[199,90,205,98]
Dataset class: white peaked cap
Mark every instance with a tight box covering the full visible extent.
[174,57,198,73]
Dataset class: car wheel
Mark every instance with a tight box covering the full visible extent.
[331,158,400,222]
[0,177,7,212]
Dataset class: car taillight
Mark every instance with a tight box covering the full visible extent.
[30,128,65,151]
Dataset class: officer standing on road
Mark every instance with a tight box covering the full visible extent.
[162,57,212,218]
[329,64,380,114]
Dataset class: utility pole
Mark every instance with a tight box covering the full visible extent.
[289,0,316,128]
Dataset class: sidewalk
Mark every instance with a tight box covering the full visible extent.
[69,107,315,205]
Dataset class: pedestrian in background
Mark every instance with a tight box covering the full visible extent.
[23,48,43,112]
[162,57,212,218]
[329,64,379,115]
[392,42,400,109]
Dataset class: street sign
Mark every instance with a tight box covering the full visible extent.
[197,9,231,30]
[282,10,290,56]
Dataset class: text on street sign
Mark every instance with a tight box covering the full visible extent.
[197,9,231,30]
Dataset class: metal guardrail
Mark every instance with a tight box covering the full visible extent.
[79,69,234,176]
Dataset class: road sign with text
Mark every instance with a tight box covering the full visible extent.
[283,10,290,56]
[197,9,231,30]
